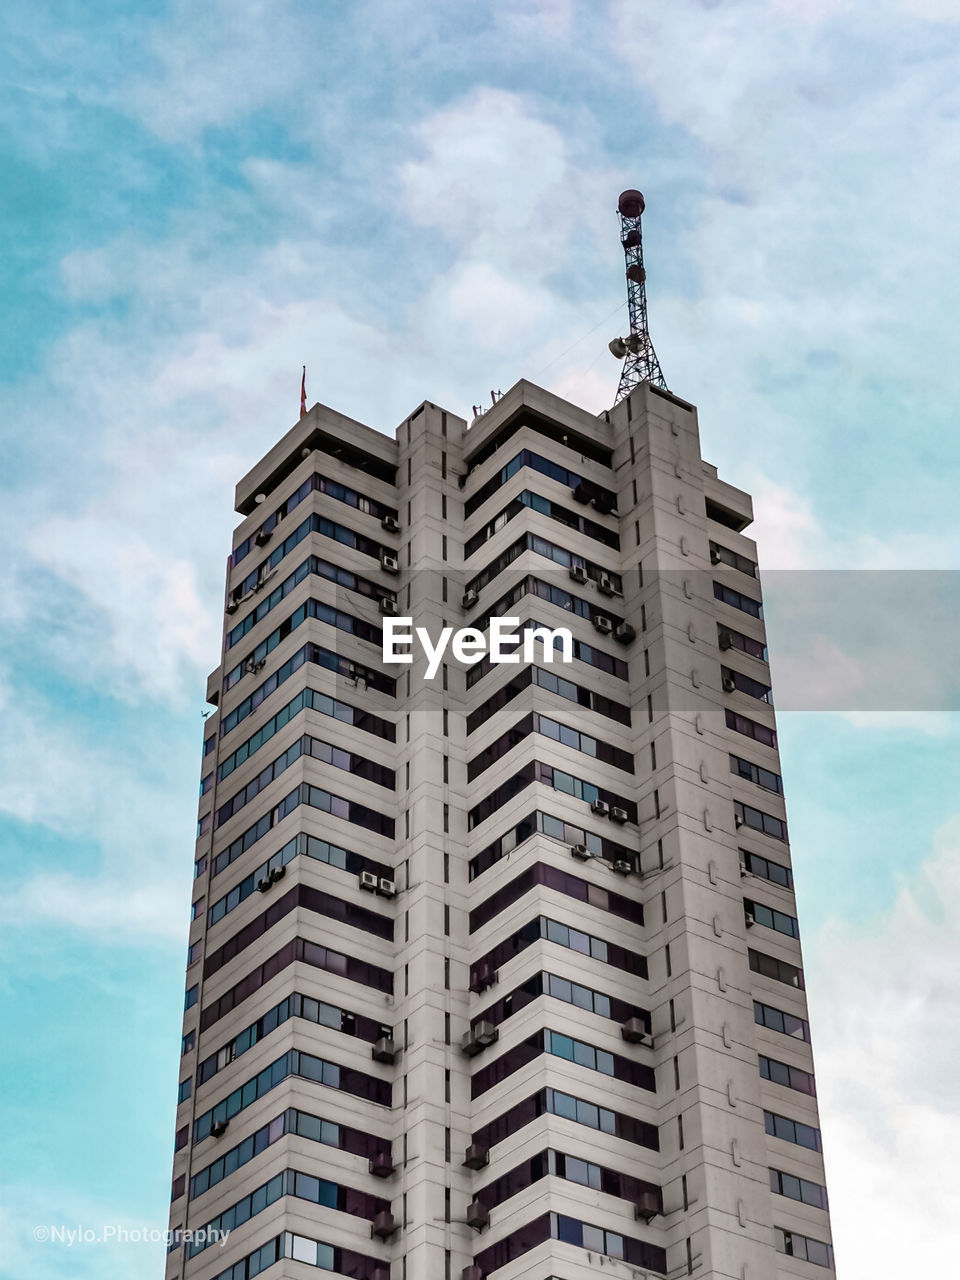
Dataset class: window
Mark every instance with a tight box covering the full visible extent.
[714,580,762,617]
[470,1028,655,1098]
[464,443,615,514]
[760,1055,816,1097]
[465,532,622,599]
[754,1001,808,1041]
[746,898,799,939]
[775,1227,835,1269]
[467,761,636,830]
[208,830,390,927]
[730,754,782,794]
[226,552,393,652]
[218,686,394,782]
[187,1167,389,1258]
[470,914,646,990]
[764,1109,821,1150]
[184,985,198,1011]
[749,948,804,990]
[468,808,635,881]
[474,1211,665,1277]
[742,849,793,889]
[769,1167,828,1210]
[710,541,757,577]
[193,1047,390,1142]
[197,991,389,1086]
[717,622,767,661]
[233,471,396,567]
[469,861,643,933]
[736,800,787,842]
[200,936,392,1033]
[465,489,619,558]
[467,713,633,782]
[473,1085,658,1154]
[723,666,773,703]
[726,707,776,748]
[221,639,395,738]
[467,664,631,734]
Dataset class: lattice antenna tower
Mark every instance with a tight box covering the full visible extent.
[608,188,667,401]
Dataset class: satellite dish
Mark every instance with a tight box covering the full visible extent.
[254,493,267,505]
[626,264,647,285]
[608,337,628,360]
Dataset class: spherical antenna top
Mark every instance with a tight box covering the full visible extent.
[618,189,645,218]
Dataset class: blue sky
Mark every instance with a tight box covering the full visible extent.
[1,1,959,1276]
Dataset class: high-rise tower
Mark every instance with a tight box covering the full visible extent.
[166,229,833,1280]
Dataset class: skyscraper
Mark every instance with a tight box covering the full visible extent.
[167,375,834,1280]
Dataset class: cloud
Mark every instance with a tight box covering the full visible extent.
[0,680,193,945]
[809,814,960,1273]
[115,0,317,143]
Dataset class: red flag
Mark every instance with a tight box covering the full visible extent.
[300,366,307,418]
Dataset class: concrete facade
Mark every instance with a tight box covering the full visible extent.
[167,379,834,1280]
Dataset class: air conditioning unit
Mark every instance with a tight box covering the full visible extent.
[710,546,722,565]
[377,877,396,898]
[381,515,401,534]
[372,1036,397,1064]
[571,482,591,504]
[371,1210,396,1240]
[463,1143,489,1171]
[621,1016,651,1046]
[369,1151,395,1178]
[372,1268,391,1280]
[462,1020,499,1057]
[209,1118,229,1138]
[569,564,588,584]
[718,629,733,651]
[722,674,737,693]
[380,552,400,575]
[610,806,629,824]
[597,572,617,596]
[466,1200,490,1231]
[244,657,265,675]
[257,876,271,894]
[614,622,636,644]
[469,962,496,994]
[612,857,633,874]
[590,798,610,818]
[744,909,756,928]
[734,813,744,828]
[635,1188,661,1222]
[270,864,286,884]
[359,871,379,892]
[461,588,479,610]
[225,599,239,615]
[254,528,272,547]
[379,597,400,616]
[570,843,591,861]
[593,614,613,635]
[461,1267,484,1280]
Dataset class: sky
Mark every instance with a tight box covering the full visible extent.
[1,1,959,1275]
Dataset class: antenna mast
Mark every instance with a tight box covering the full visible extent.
[608,188,667,401]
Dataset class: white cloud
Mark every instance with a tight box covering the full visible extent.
[28,517,216,703]
[398,87,614,275]
[809,814,960,1272]
[0,685,193,945]
[115,0,316,142]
